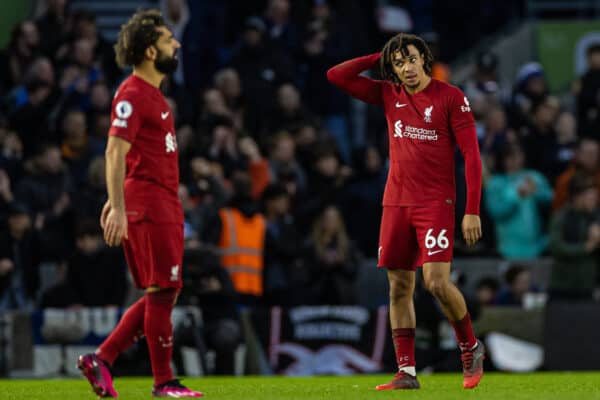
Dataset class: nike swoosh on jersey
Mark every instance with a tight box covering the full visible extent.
[427,249,444,256]
[161,112,170,119]
[396,102,407,108]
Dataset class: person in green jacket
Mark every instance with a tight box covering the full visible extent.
[485,143,553,259]
[548,173,600,301]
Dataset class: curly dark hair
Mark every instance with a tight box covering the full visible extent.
[114,9,166,68]
[380,33,433,85]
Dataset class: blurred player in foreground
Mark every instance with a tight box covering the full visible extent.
[77,9,202,398]
[327,33,485,390]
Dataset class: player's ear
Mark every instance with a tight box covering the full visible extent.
[145,45,157,61]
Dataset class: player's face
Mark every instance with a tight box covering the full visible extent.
[152,25,181,75]
[391,45,426,88]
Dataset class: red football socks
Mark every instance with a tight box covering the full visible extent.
[97,296,146,365]
[145,289,177,386]
[392,328,416,374]
[450,312,477,350]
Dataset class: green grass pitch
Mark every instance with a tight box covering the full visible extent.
[1,373,600,400]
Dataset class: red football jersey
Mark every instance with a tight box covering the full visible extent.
[381,79,475,207]
[327,53,481,214]
[108,75,183,224]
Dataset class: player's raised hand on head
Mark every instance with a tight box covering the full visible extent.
[462,214,482,247]
[103,208,128,247]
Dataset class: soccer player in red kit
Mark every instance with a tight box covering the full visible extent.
[76,10,202,398]
[327,34,485,389]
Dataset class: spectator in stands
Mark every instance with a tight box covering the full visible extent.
[495,264,535,306]
[264,83,315,146]
[475,277,500,306]
[0,169,14,221]
[15,144,73,260]
[295,16,352,161]
[72,156,106,221]
[206,116,240,178]
[35,0,68,58]
[548,174,600,301]
[70,10,119,85]
[216,171,266,305]
[88,82,111,115]
[262,0,300,53]
[509,62,548,130]
[479,106,515,173]
[341,146,385,257]
[0,130,24,184]
[175,249,241,375]
[213,68,259,134]
[485,143,553,259]
[0,21,40,92]
[230,16,293,115]
[295,145,350,233]
[261,184,305,306]
[183,156,228,248]
[550,111,578,181]
[40,220,127,308]
[464,51,502,103]
[8,57,59,152]
[197,88,234,132]
[293,122,322,171]
[0,202,40,311]
[268,131,307,192]
[552,138,600,211]
[520,96,561,180]
[304,205,359,305]
[59,38,103,111]
[577,43,600,138]
[60,110,104,186]
[239,136,270,199]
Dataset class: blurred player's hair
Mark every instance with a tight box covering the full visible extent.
[114,9,166,68]
[380,33,433,84]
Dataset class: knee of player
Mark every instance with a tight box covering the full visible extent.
[424,279,447,299]
[389,281,413,303]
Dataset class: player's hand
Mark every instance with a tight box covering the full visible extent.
[462,214,482,246]
[103,208,128,247]
[100,200,111,230]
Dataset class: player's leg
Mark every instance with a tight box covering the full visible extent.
[78,226,148,398]
[422,262,484,388]
[387,268,418,375]
[415,204,484,388]
[145,223,202,398]
[375,207,420,390]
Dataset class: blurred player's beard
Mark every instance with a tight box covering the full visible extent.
[154,49,178,75]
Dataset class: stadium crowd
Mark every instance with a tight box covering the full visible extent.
[0,0,599,318]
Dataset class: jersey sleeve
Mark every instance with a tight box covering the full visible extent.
[108,90,144,143]
[326,53,384,105]
[448,87,475,131]
[449,87,482,215]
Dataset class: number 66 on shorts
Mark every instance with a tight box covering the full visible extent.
[377,205,455,271]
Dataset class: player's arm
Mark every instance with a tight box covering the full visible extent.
[104,95,141,246]
[104,136,131,246]
[450,89,483,246]
[326,53,384,105]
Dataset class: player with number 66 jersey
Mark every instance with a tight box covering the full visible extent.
[328,33,485,391]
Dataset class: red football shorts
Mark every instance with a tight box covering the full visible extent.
[377,204,455,270]
[122,221,184,289]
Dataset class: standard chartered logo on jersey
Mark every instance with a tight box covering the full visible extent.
[393,119,437,141]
